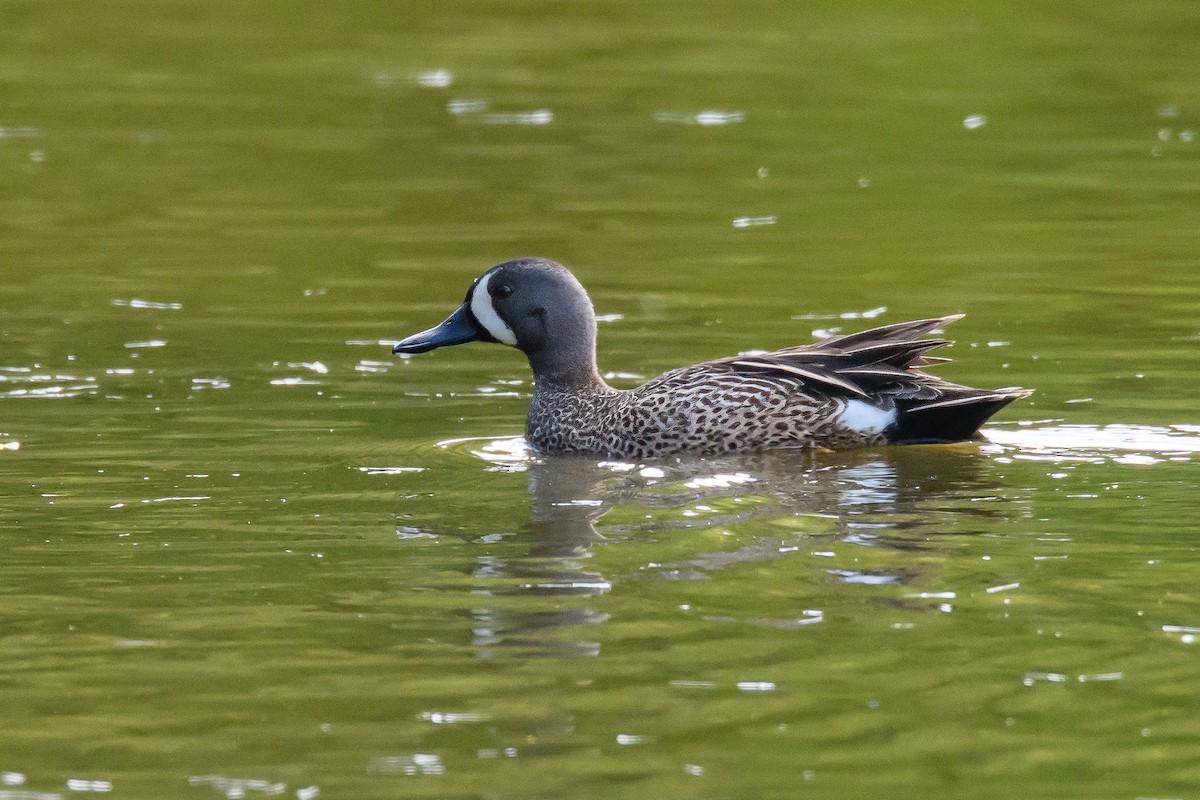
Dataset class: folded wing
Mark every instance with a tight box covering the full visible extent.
[723,314,1030,443]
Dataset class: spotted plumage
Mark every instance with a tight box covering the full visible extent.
[392,258,1031,459]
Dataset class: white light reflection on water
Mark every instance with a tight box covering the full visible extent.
[736,681,776,692]
[0,126,40,138]
[421,710,489,724]
[654,110,745,125]
[835,460,898,507]
[684,472,754,490]
[367,754,445,776]
[0,366,98,399]
[985,423,1200,464]
[1162,625,1200,645]
[463,386,522,398]
[395,526,437,541]
[437,435,531,466]
[1023,671,1123,686]
[445,100,552,125]
[63,780,111,793]
[481,109,553,125]
[828,569,897,585]
[732,215,777,228]
[111,298,182,310]
[415,69,452,88]
[704,610,825,629]
[793,306,888,322]
[289,361,328,375]
[358,466,425,476]
[447,98,487,116]
[187,775,287,797]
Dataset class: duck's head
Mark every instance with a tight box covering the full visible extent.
[392,258,601,385]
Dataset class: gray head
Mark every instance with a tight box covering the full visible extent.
[392,258,602,386]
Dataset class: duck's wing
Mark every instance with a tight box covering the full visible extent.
[721,315,966,401]
[719,315,1031,439]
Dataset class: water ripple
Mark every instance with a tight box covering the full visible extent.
[986,423,1200,464]
[111,298,181,310]
[654,110,745,125]
[187,775,286,797]
[0,367,98,399]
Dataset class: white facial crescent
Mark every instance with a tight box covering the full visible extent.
[471,271,518,346]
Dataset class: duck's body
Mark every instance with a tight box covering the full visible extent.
[527,366,874,459]
[393,258,1030,459]
[524,325,1019,459]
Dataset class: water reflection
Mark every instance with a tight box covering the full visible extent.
[455,439,1008,657]
[446,421,1200,657]
[469,456,615,658]
[522,443,1004,540]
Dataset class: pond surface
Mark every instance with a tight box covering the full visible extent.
[3,2,1200,798]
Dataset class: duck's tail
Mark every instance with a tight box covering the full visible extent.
[890,387,1032,444]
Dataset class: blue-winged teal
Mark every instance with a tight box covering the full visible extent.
[392,258,1030,459]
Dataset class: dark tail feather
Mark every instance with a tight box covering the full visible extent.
[891,389,1031,444]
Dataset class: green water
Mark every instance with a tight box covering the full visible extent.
[3,1,1200,798]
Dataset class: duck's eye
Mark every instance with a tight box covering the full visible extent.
[491,284,513,299]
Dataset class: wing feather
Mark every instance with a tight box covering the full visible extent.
[717,314,967,401]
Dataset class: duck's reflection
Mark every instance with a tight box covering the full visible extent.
[464,439,1013,658]
[469,457,615,659]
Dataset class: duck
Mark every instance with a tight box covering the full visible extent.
[391,257,1031,459]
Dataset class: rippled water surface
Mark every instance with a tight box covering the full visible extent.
[3,2,1200,798]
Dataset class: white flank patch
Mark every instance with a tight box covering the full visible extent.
[839,399,896,434]
[471,271,517,345]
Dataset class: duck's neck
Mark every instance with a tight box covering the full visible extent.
[528,347,609,393]
[522,295,612,393]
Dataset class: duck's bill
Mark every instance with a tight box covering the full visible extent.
[392,303,485,355]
